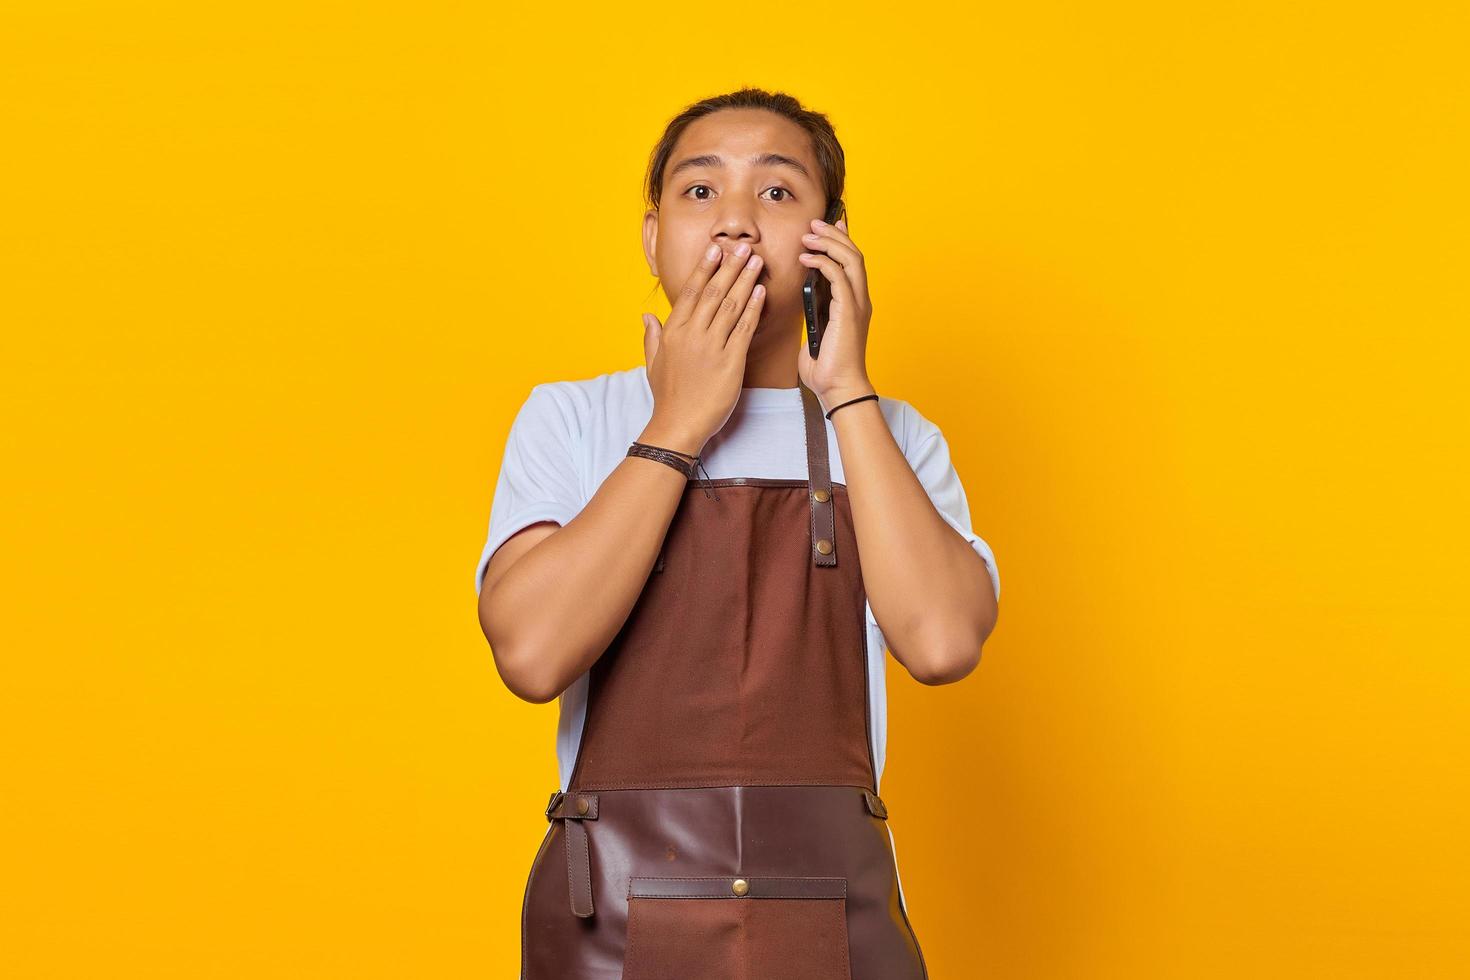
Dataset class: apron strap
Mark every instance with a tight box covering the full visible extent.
[799,383,838,567]
[545,791,599,917]
[863,790,889,819]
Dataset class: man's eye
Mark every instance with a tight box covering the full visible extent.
[763,187,793,203]
[687,185,713,200]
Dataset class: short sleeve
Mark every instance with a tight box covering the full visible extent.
[896,413,1000,605]
[473,384,584,596]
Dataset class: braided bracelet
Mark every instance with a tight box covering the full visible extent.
[627,443,693,475]
[627,442,720,500]
[630,440,699,462]
[824,392,879,420]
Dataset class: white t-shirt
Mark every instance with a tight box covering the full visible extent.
[473,364,1000,796]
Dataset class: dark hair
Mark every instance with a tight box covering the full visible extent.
[644,86,846,214]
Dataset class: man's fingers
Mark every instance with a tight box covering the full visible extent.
[642,312,661,367]
[711,249,764,338]
[803,224,869,311]
[691,246,757,332]
[725,283,767,351]
[669,242,727,326]
[798,251,859,315]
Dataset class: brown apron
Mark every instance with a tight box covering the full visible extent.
[520,382,929,980]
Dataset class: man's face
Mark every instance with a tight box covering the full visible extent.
[643,108,828,329]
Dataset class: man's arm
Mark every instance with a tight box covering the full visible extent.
[829,394,998,685]
[477,417,704,704]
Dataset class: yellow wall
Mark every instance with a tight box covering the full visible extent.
[4,2,1465,976]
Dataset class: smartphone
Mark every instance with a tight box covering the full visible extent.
[803,197,847,360]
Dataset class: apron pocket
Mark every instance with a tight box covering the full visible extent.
[623,875,851,980]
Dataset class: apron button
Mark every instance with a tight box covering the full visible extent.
[815,538,833,555]
[576,797,590,815]
[731,878,749,896]
[812,488,830,503]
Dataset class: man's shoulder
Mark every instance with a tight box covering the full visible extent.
[878,394,955,457]
[531,364,648,412]
[519,365,651,444]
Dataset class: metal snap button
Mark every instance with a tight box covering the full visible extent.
[812,488,830,503]
[576,797,589,815]
[815,538,833,555]
[731,878,749,896]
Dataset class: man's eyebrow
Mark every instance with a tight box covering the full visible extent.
[668,153,812,181]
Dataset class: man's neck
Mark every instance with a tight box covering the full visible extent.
[741,321,802,388]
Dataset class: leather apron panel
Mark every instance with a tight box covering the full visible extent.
[523,786,926,980]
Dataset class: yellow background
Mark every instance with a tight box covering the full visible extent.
[4,2,1466,977]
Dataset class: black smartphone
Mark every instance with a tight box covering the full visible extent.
[803,197,847,360]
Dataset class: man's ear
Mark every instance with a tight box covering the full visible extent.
[642,210,658,275]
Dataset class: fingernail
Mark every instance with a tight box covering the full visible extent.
[706,243,721,260]
[812,218,826,227]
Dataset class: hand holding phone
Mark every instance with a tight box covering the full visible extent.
[803,198,846,360]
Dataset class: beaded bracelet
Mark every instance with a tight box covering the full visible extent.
[627,441,720,500]
[824,392,879,420]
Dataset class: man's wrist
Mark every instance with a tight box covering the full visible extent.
[819,382,879,417]
[637,419,707,459]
